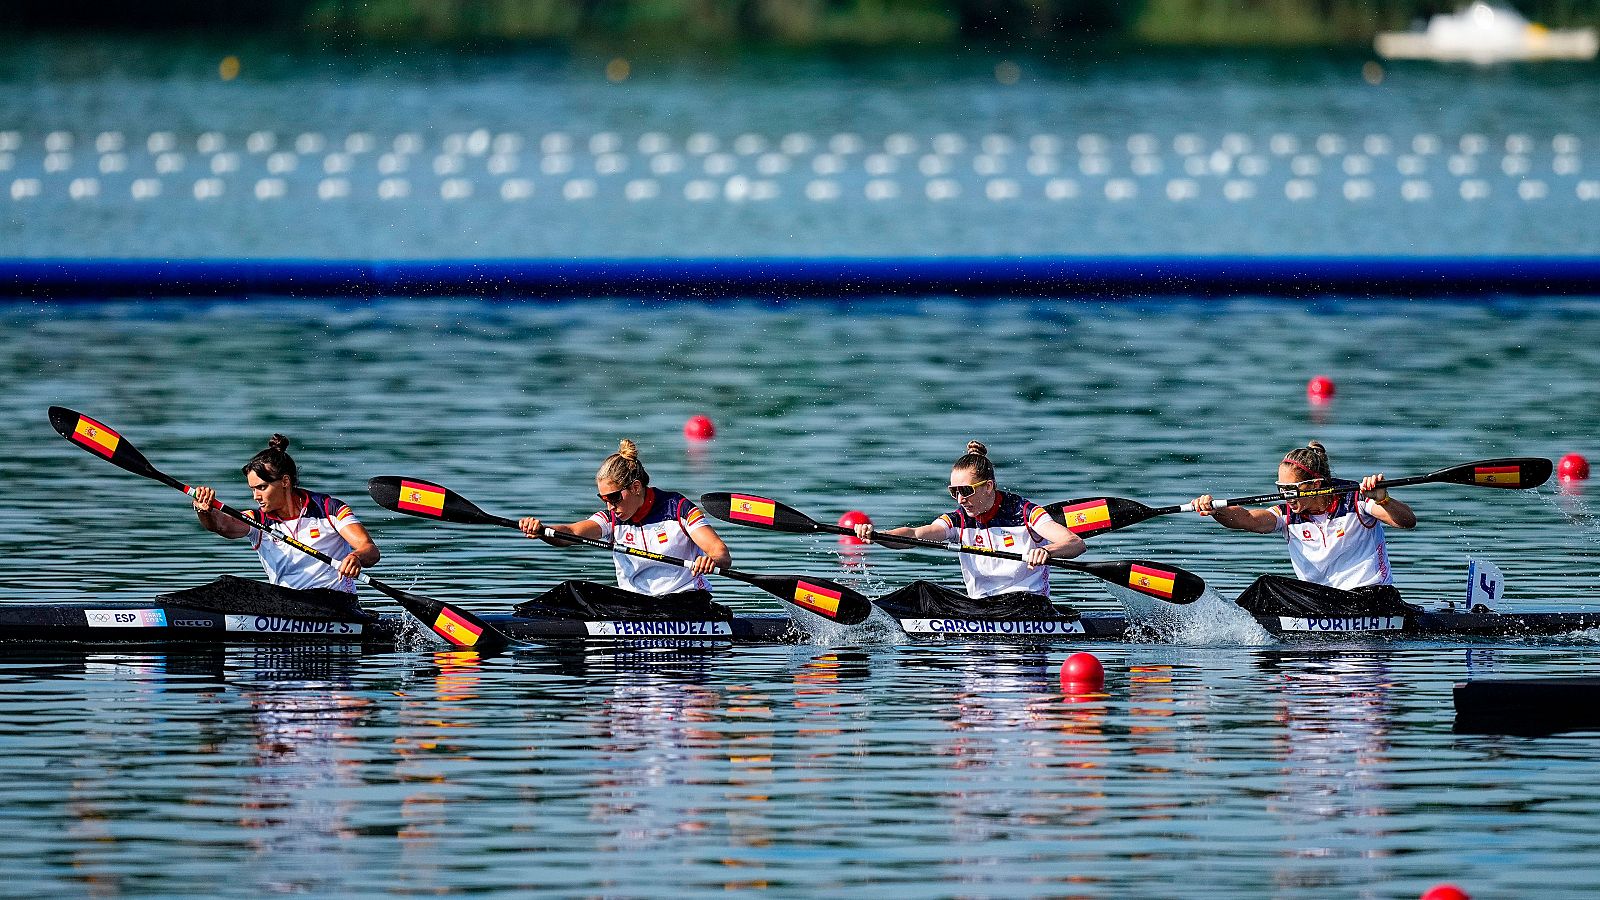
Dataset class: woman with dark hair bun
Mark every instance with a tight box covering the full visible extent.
[191,434,380,595]
[1192,440,1418,617]
[852,440,1086,619]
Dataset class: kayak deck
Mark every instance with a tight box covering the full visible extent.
[2,599,1599,648]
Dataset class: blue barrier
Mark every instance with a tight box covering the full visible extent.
[1,257,1597,299]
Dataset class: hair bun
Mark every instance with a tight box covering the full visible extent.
[965,440,988,457]
[1307,440,1327,454]
[268,434,291,452]
[617,438,638,460]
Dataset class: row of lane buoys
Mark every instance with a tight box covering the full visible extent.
[9,175,1599,204]
[2,150,1585,176]
[5,130,1583,156]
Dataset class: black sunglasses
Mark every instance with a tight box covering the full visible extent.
[597,484,633,505]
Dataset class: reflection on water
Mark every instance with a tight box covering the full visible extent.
[6,298,1600,893]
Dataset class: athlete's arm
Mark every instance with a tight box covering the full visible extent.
[853,519,950,548]
[333,521,381,579]
[517,516,605,546]
[1361,474,1417,529]
[688,523,732,574]
[1193,494,1280,533]
[190,486,251,539]
[1026,515,1087,566]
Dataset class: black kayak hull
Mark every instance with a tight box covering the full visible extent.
[2,599,1599,648]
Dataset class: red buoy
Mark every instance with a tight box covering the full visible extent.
[1306,375,1336,404]
[837,510,871,545]
[1420,884,1470,900]
[1059,652,1105,690]
[683,414,715,441]
[1559,453,1590,481]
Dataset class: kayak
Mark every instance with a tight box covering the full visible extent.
[3,585,1599,649]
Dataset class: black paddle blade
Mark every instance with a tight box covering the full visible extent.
[368,476,513,527]
[699,492,828,535]
[1075,559,1206,605]
[48,406,165,481]
[1045,497,1165,537]
[739,573,872,625]
[375,581,512,652]
[1428,457,1553,490]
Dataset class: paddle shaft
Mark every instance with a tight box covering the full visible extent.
[1185,471,1446,512]
[820,517,1094,574]
[464,508,817,591]
[48,407,513,651]
[1048,458,1553,538]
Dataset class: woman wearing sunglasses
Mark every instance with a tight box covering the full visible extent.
[515,439,732,614]
[1191,440,1418,618]
[852,441,1086,619]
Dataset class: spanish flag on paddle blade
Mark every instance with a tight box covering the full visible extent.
[1128,564,1176,600]
[1058,499,1112,535]
[398,480,447,516]
[432,607,483,646]
[793,580,842,617]
[1474,465,1521,487]
[71,414,121,459]
[729,494,777,525]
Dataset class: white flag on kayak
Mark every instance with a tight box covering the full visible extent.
[1466,557,1505,610]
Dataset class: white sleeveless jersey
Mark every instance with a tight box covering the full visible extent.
[938,491,1054,598]
[248,490,362,593]
[1271,486,1392,589]
[590,488,712,596]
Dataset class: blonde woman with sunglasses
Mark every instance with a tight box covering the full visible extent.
[515,440,732,614]
[1192,440,1418,618]
[852,441,1086,619]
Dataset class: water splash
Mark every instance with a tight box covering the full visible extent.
[1109,584,1274,646]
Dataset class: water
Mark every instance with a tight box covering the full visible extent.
[1,39,1598,258]
[6,299,1600,895]
[5,33,1600,895]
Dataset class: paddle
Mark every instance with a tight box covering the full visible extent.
[698,491,1206,605]
[368,476,874,626]
[46,406,514,653]
[1044,457,1554,538]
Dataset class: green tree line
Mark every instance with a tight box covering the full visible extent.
[14,0,1600,46]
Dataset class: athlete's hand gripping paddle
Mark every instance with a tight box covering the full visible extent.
[699,491,1207,605]
[47,406,514,652]
[1045,457,1553,538]
[368,476,874,625]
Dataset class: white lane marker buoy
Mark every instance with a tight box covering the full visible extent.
[804,179,839,201]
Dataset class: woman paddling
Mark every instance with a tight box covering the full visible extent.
[852,441,1087,619]
[1192,440,1418,618]
[515,439,733,617]
[191,435,380,609]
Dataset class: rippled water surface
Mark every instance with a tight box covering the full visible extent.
[4,299,1600,895]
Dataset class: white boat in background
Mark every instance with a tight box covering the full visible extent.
[1375,0,1598,62]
